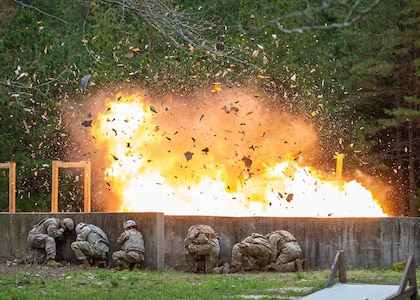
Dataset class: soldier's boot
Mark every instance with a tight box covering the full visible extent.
[78,259,91,269]
[14,253,27,265]
[46,259,59,267]
[294,259,304,272]
[302,259,309,271]
[263,262,281,272]
[115,259,129,271]
[93,259,106,268]
[129,263,141,270]
[229,262,242,274]
[213,263,230,274]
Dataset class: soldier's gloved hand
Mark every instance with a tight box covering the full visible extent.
[58,228,65,234]
[196,234,208,244]
[188,244,197,253]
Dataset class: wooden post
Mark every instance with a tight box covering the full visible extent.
[0,162,16,213]
[51,161,91,212]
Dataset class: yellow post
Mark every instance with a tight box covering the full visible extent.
[51,161,59,212]
[9,162,16,213]
[334,153,345,180]
[0,162,16,212]
[51,161,91,212]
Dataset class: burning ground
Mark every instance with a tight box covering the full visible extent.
[63,85,387,217]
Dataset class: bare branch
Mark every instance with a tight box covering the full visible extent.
[89,0,383,65]
[13,0,69,24]
[253,0,384,34]
[92,0,252,65]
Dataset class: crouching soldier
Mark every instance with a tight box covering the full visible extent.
[27,217,74,267]
[71,222,109,269]
[228,233,272,273]
[264,230,308,272]
[112,220,145,271]
[184,225,224,274]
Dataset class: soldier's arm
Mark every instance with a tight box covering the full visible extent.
[47,222,64,239]
[184,228,199,246]
[268,234,278,262]
[116,231,129,244]
[76,226,91,242]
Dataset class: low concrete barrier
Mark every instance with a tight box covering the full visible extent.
[0,213,164,270]
[1,213,419,270]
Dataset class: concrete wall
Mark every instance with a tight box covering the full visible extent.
[164,216,420,269]
[1,213,419,270]
[0,212,164,270]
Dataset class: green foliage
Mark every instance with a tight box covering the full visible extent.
[331,0,420,214]
[0,0,418,214]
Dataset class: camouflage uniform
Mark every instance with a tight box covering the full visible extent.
[71,223,109,268]
[112,221,145,270]
[230,233,272,272]
[184,225,220,273]
[27,217,72,265]
[266,230,303,272]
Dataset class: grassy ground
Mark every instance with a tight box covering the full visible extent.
[0,263,418,300]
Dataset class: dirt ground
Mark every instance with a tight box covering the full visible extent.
[0,257,90,279]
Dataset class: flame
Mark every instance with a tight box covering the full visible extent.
[90,88,387,217]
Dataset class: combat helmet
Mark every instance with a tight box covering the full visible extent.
[75,222,87,232]
[123,220,137,229]
[62,218,75,231]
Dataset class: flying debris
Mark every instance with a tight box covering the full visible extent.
[80,74,91,91]
[286,194,294,202]
[223,103,239,114]
[81,120,93,127]
[184,151,194,161]
[150,106,158,113]
[224,103,232,113]
[212,82,222,93]
[201,147,209,153]
[241,156,252,168]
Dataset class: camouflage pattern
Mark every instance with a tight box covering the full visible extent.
[27,217,66,263]
[184,225,220,273]
[230,233,272,271]
[112,229,145,266]
[71,224,109,261]
[266,230,302,272]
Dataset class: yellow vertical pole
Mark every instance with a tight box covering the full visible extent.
[0,162,16,213]
[334,153,345,180]
[51,161,59,212]
[9,162,16,213]
[84,161,91,213]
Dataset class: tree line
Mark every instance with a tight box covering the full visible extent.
[0,0,418,215]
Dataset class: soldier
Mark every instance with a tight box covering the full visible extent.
[228,233,272,273]
[264,230,308,272]
[184,225,225,274]
[27,217,74,267]
[71,222,109,269]
[112,220,145,271]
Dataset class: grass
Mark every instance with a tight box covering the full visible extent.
[0,266,418,300]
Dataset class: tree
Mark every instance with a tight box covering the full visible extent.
[338,0,419,216]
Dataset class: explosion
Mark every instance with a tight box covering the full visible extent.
[69,86,387,217]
